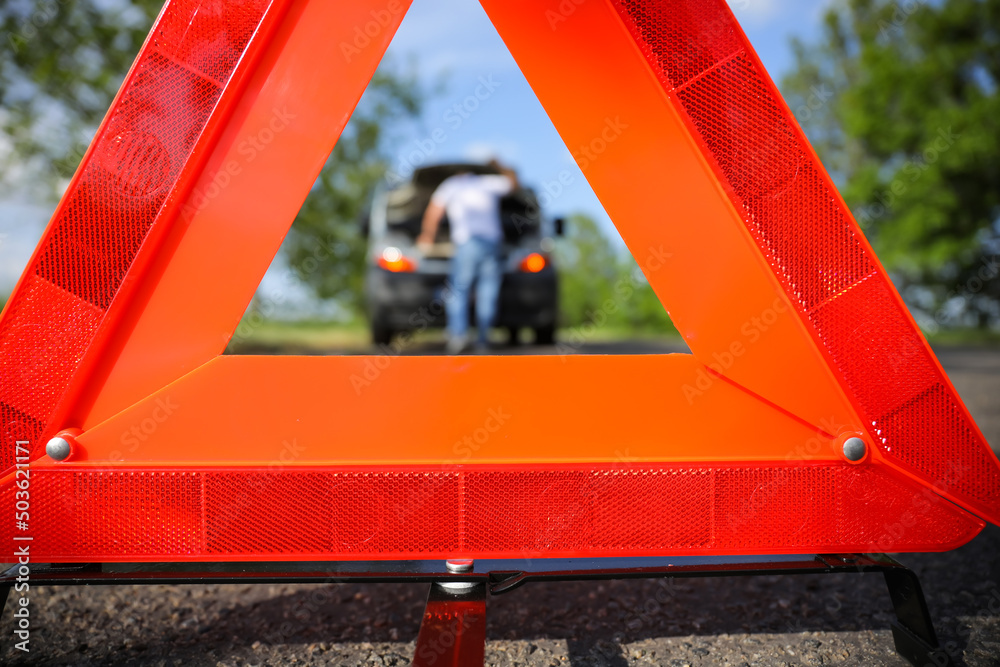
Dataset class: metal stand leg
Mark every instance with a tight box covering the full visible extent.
[883,567,951,667]
[0,555,951,666]
[412,582,487,667]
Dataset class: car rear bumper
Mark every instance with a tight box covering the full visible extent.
[366,268,557,330]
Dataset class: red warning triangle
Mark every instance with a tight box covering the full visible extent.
[1,0,997,562]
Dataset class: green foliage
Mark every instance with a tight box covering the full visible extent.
[0,0,161,198]
[555,213,621,326]
[0,2,428,316]
[782,0,1000,328]
[555,213,677,335]
[281,62,426,315]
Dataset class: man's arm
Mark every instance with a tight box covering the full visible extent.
[500,166,518,192]
[418,201,445,250]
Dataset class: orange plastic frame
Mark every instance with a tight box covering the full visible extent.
[3,0,997,562]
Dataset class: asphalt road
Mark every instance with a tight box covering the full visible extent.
[3,342,999,666]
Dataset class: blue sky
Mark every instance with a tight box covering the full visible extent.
[377,0,834,242]
[0,0,836,303]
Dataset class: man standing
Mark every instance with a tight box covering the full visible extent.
[418,160,517,353]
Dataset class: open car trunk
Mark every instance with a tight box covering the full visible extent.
[384,163,542,256]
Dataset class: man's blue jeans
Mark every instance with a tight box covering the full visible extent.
[447,236,502,344]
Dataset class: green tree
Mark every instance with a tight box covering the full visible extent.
[616,258,676,334]
[782,0,1000,328]
[0,0,161,198]
[555,214,620,327]
[555,213,676,335]
[281,62,427,315]
[0,2,428,315]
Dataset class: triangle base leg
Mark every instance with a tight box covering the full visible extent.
[883,566,952,667]
[412,582,487,667]
[0,555,952,665]
[890,623,952,667]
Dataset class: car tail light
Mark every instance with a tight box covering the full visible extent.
[378,247,416,272]
[519,252,546,273]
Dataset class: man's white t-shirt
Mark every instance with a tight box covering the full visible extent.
[430,173,514,245]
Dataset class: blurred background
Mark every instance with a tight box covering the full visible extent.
[1,0,998,353]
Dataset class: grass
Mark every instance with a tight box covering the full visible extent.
[227,319,371,353]
[555,324,683,343]
[226,316,997,354]
[925,328,1000,346]
[225,317,683,353]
